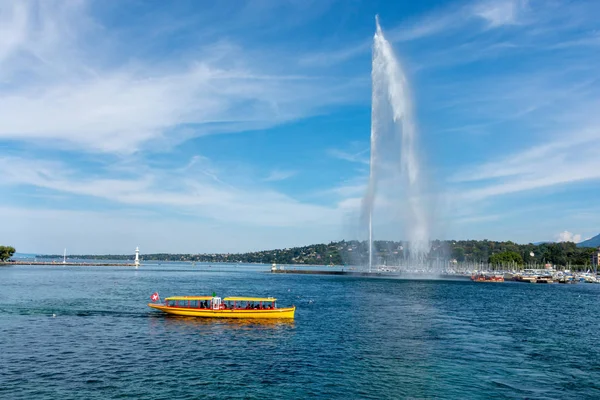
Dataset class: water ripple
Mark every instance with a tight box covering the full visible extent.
[1,266,600,399]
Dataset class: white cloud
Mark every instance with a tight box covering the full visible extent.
[0,1,358,154]
[0,1,28,63]
[0,155,352,228]
[299,0,535,67]
[0,63,356,153]
[451,128,600,200]
[326,182,367,198]
[472,0,527,27]
[556,231,582,243]
[2,0,599,249]
[263,169,297,182]
[328,148,370,165]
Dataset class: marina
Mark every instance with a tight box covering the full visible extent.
[270,264,600,284]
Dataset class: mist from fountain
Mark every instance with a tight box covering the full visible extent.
[363,16,431,272]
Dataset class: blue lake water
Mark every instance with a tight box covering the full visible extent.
[1,263,599,399]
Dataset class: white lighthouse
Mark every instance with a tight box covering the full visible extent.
[135,246,140,268]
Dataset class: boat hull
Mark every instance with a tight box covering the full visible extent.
[148,303,295,319]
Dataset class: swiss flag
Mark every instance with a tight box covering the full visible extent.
[150,292,159,302]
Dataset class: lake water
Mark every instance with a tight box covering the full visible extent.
[1,263,599,399]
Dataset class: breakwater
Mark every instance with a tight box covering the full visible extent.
[1,261,137,267]
[270,269,470,280]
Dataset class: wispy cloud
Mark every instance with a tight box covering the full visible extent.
[300,0,533,67]
[0,1,358,154]
[263,169,297,182]
[0,63,355,153]
[0,155,352,228]
[450,127,600,201]
[472,0,528,28]
[1,0,599,250]
[327,148,369,165]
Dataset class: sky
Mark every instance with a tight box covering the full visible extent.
[1,0,600,254]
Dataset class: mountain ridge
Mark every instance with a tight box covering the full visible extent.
[577,233,600,248]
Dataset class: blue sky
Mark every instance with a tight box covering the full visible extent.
[1,0,599,254]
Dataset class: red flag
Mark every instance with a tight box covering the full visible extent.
[151,292,159,302]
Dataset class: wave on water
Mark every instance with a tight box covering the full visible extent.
[0,307,149,318]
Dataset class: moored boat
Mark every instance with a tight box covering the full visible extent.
[514,274,536,283]
[148,294,295,319]
[531,275,554,284]
[471,274,504,282]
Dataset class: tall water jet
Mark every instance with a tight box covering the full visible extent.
[364,16,430,271]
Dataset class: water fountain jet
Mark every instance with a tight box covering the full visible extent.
[363,16,431,272]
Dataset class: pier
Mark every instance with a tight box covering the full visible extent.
[270,268,471,280]
[1,261,137,267]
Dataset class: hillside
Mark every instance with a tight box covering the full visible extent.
[577,233,600,248]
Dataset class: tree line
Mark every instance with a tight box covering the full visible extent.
[36,239,599,268]
[443,240,596,267]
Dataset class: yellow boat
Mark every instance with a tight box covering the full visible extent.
[148,295,295,319]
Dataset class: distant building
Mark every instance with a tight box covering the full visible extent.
[592,247,600,269]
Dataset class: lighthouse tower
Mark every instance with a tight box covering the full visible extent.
[135,247,140,268]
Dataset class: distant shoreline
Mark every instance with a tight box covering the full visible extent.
[29,238,600,270]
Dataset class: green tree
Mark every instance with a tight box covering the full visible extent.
[452,247,465,262]
[489,251,523,266]
[0,246,16,261]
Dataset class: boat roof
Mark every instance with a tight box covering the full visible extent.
[223,297,276,302]
[165,296,213,301]
[163,296,277,301]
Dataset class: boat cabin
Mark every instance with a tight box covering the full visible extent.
[164,296,277,310]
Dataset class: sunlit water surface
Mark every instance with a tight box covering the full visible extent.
[1,263,599,399]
